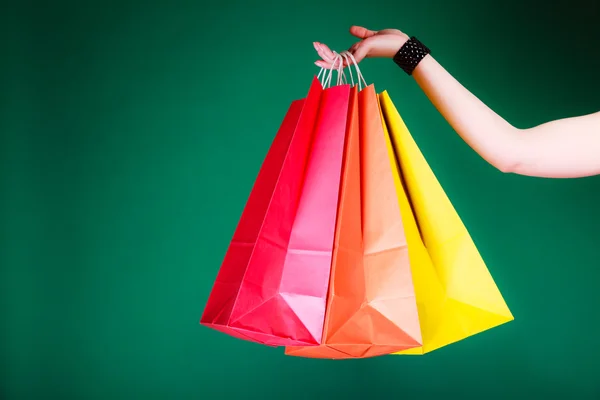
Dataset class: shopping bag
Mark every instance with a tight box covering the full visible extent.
[378,91,514,354]
[285,83,422,359]
[201,77,351,346]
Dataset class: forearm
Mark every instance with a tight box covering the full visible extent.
[411,55,600,178]
[412,55,522,173]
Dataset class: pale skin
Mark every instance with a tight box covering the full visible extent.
[314,26,600,179]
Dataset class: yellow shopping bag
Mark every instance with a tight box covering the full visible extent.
[378,91,513,354]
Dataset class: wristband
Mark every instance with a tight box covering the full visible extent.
[393,36,430,75]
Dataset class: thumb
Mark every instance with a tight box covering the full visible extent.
[349,25,377,39]
[350,40,371,63]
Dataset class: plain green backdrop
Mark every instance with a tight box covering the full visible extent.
[1,0,600,398]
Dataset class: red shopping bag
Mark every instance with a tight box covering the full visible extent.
[201,77,351,346]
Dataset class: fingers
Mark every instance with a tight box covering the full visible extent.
[313,25,380,69]
[349,25,377,39]
[344,36,373,65]
[313,42,336,63]
[313,42,349,68]
[350,41,370,64]
[315,60,327,68]
[314,58,348,69]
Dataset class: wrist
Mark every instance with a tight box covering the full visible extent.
[392,36,431,75]
[396,34,410,49]
[386,35,409,58]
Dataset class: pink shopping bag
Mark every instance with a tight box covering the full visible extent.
[201,77,351,346]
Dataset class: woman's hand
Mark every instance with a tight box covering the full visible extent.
[314,26,409,69]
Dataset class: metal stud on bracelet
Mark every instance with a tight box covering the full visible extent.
[393,36,431,75]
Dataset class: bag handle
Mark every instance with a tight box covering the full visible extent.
[315,50,367,90]
[317,51,347,88]
[340,52,355,87]
[340,51,367,90]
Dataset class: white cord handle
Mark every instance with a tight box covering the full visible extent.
[324,55,337,88]
[340,52,355,87]
[316,52,349,88]
[334,51,347,86]
[340,51,367,90]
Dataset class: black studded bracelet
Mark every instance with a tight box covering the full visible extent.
[393,36,431,75]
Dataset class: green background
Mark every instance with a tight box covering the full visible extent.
[2,0,599,398]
